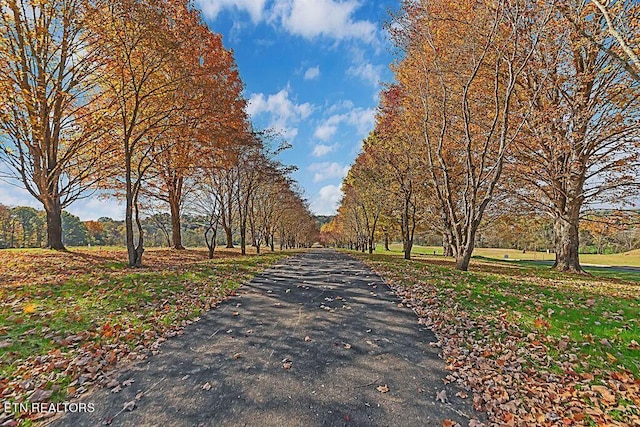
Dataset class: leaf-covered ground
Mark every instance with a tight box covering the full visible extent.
[350,252,640,426]
[0,247,293,425]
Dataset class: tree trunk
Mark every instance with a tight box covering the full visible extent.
[384,231,390,251]
[455,247,473,271]
[125,160,143,267]
[553,214,583,272]
[45,199,65,250]
[442,233,453,257]
[454,225,479,271]
[205,227,217,259]
[403,239,413,260]
[169,191,184,250]
[223,224,233,248]
[240,222,246,255]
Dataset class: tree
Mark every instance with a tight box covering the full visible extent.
[84,220,106,245]
[512,2,640,272]
[558,0,640,81]
[0,0,112,249]
[92,0,195,266]
[389,0,549,270]
[144,21,248,250]
[62,211,89,246]
[11,206,45,247]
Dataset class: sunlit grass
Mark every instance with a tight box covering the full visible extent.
[376,243,640,267]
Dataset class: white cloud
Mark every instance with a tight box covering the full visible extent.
[314,120,339,141]
[247,89,313,141]
[196,0,268,23]
[0,181,41,209]
[347,62,384,87]
[345,107,375,134]
[310,185,343,215]
[308,162,349,183]
[312,143,336,157]
[314,106,375,141]
[66,197,124,221]
[304,66,321,80]
[271,0,376,42]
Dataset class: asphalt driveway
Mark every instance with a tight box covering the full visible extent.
[50,249,484,427]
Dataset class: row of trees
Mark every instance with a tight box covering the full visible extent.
[0,204,319,251]
[0,0,317,266]
[325,0,640,272]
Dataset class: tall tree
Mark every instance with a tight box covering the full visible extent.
[390,0,548,270]
[144,20,248,250]
[92,0,192,266]
[0,0,111,249]
[512,1,640,272]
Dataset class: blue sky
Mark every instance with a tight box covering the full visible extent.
[0,0,397,219]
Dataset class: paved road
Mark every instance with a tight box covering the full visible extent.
[51,249,484,427]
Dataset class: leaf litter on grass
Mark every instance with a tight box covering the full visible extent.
[0,248,293,425]
[352,252,640,426]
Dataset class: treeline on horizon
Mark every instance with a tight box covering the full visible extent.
[4,203,640,256]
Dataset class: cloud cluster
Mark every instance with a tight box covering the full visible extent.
[197,0,376,43]
[196,0,268,23]
[308,162,350,183]
[347,62,384,87]
[312,143,337,157]
[247,89,313,140]
[310,184,343,216]
[314,107,375,141]
[271,0,376,42]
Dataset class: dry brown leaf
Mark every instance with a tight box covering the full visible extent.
[436,389,447,403]
[376,384,389,393]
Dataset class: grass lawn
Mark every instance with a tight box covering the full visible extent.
[0,246,294,425]
[378,243,640,267]
[352,250,640,425]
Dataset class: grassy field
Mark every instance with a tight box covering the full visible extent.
[378,243,640,267]
[352,250,640,425]
[0,246,294,424]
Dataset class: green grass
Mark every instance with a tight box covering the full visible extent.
[0,247,294,421]
[377,243,640,267]
[358,250,640,376]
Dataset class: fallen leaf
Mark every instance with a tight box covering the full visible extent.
[123,401,135,412]
[282,358,293,369]
[304,336,311,342]
[436,389,447,403]
[122,378,134,387]
[376,384,389,393]
[30,388,53,402]
[111,385,122,393]
[202,382,212,391]
[106,379,119,388]
[455,390,468,399]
